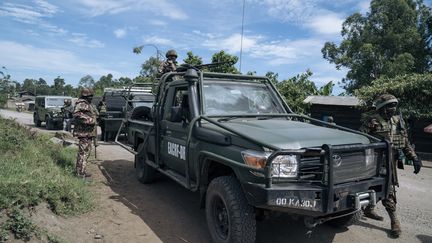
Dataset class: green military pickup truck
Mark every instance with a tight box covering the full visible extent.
[116,67,391,243]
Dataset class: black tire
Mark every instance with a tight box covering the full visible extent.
[205,176,256,243]
[34,114,41,127]
[328,210,361,227]
[134,143,156,183]
[46,117,54,130]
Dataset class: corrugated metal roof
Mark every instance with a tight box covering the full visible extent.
[303,95,361,106]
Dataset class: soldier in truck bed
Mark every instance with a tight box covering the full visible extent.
[158,49,178,75]
[359,94,422,238]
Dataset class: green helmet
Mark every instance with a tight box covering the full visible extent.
[80,88,94,97]
[375,94,398,110]
[165,49,178,58]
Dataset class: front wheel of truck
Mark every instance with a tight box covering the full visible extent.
[135,143,156,184]
[205,176,256,243]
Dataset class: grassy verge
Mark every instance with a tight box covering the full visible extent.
[0,117,93,242]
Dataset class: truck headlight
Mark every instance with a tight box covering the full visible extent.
[241,150,298,178]
[271,155,298,178]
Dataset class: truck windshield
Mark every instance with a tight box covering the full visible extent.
[202,81,285,115]
[46,98,66,107]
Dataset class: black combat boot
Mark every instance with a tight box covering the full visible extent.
[388,210,401,238]
[363,206,384,221]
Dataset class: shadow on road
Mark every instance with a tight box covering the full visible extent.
[100,159,347,243]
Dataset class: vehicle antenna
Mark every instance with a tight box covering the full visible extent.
[239,0,246,73]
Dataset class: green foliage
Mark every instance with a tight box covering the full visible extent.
[0,118,93,215]
[1,208,38,242]
[355,73,432,118]
[208,50,240,74]
[322,0,432,93]
[140,56,162,79]
[183,51,203,66]
[276,70,334,114]
[265,71,279,84]
[78,75,95,89]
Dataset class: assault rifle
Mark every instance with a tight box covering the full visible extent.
[176,61,236,72]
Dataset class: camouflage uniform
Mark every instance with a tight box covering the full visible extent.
[158,49,178,75]
[62,100,74,132]
[73,89,97,177]
[360,94,422,237]
[97,99,107,140]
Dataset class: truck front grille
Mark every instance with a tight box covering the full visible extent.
[299,151,378,184]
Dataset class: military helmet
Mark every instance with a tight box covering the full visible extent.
[166,49,178,58]
[375,94,398,110]
[80,88,94,97]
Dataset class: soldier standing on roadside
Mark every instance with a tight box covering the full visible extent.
[62,99,74,132]
[97,96,107,141]
[360,94,422,238]
[73,88,97,178]
[158,49,178,75]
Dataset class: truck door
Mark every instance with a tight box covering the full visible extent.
[159,85,190,175]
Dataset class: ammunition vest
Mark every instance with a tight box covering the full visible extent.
[373,115,406,150]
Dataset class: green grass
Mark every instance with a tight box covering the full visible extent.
[0,118,94,241]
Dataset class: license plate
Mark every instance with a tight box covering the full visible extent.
[272,197,319,210]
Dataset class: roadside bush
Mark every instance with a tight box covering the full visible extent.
[0,118,93,215]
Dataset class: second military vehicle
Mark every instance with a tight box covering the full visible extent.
[116,66,391,243]
[34,95,72,130]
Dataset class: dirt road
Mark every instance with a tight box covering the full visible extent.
[1,109,431,243]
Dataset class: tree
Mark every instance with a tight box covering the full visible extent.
[276,70,334,114]
[52,76,65,95]
[265,71,279,84]
[209,51,239,74]
[355,73,432,118]
[78,75,95,88]
[183,51,203,66]
[140,56,161,79]
[322,0,432,93]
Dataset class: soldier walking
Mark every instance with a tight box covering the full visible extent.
[158,49,178,75]
[73,88,97,178]
[360,94,422,237]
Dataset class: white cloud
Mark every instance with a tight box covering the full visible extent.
[114,28,127,38]
[69,33,105,48]
[255,0,318,24]
[0,41,119,77]
[306,13,344,35]
[33,0,59,15]
[203,33,322,65]
[149,20,167,26]
[77,0,188,20]
[0,1,66,35]
[142,36,175,46]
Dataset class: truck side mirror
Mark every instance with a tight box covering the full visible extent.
[169,106,183,122]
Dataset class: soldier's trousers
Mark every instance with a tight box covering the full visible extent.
[76,137,92,176]
[382,186,397,213]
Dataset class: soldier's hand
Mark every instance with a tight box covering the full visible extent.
[413,158,422,174]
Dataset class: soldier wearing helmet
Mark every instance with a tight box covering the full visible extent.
[62,99,74,132]
[158,49,178,75]
[73,88,98,178]
[359,94,422,238]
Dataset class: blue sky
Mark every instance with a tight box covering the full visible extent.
[0,0,392,94]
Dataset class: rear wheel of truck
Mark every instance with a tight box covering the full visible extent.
[205,176,256,243]
[328,210,361,227]
[135,143,156,184]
